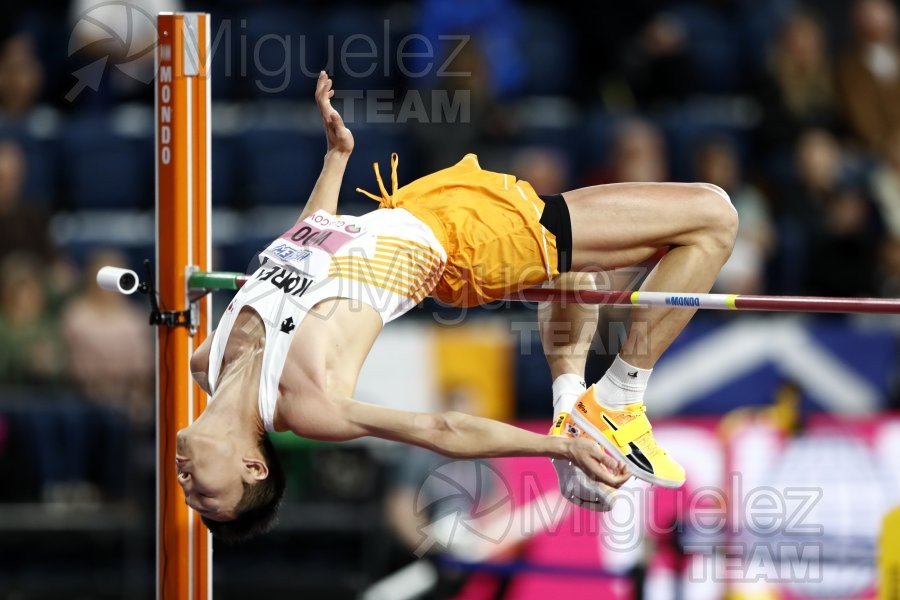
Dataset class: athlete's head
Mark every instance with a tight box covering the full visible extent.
[175,427,285,543]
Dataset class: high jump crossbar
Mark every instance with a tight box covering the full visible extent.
[188,271,900,314]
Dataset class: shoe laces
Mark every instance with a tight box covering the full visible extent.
[636,431,667,459]
[623,404,667,460]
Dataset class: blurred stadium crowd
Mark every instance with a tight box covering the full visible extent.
[1,0,900,597]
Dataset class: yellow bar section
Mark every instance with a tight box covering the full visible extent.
[880,506,900,600]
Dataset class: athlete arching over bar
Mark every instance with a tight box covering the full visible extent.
[178,72,737,542]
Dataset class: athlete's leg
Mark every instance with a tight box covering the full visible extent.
[560,182,737,488]
[565,182,737,367]
[539,269,641,387]
[540,271,616,510]
[539,271,598,389]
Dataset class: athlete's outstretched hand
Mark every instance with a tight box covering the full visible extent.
[566,437,632,488]
[316,71,353,155]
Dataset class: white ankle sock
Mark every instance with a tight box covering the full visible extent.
[594,355,652,409]
[552,373,587,417]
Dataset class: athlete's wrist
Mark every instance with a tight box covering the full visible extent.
[325,148,351,160]
[544,435,571,460]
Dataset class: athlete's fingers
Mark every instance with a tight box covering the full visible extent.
[590,462,630,488]
[589,444,631,487]
[594,447,621,471]
[316,72,334,110]
[584,461,621,488]
[608,468,632,488]
[577,449,618,486]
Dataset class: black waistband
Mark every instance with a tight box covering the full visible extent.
[538,193,572,273]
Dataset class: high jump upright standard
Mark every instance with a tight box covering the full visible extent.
[155,12,212,600]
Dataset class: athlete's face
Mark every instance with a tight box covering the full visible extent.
[175,429,247,522]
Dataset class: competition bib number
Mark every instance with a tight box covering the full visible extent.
[257,211,368,287]
[278,211,366,254]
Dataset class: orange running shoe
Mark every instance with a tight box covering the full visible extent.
[570,386,685,488]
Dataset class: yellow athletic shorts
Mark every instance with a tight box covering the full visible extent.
[357,153,559,307]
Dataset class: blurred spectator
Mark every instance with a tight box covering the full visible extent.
[0,139,54,264]
[412,0,526,100]
[0,35,44,122]
[869,129,900,296]
[411,38,514,176]
[776,129,883,295]
[756,10,839,155]
[770,128,837,292]
[576,4,694,109]
[870,128,900,237]
[60,248,154,426]
[621,11,692,107]
[586,118,669,185]
[576,0,783,103]
[0,138,75,300]
[879,236,900,297]
[0,252,64,386]
[837,0,900,152]
[610,119,668,183]
[695,136,774,294]
[510,146,570,195]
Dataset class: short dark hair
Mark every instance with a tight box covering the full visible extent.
[202,434,285,544]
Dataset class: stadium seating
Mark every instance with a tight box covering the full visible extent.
[60,114,150,209]
[238,126,322,207]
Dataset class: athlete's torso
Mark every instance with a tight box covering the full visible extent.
[206,208,447,431]
[219,298,382,432]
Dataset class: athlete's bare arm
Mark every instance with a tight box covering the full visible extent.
[297,71,354,223]
[284,384,631,488]
[345,397,630,487]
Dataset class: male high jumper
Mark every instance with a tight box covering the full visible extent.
[178,72,737,542]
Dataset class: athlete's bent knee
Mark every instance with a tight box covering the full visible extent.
[691,183,738,252]
[694,182,731,206]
